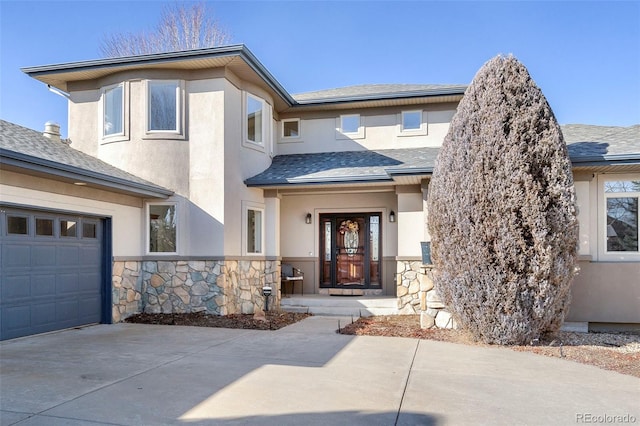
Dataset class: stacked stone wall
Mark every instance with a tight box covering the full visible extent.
[396,260,456,329]
[111,259,280,322]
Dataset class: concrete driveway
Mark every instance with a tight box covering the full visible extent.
[1,316,638,425]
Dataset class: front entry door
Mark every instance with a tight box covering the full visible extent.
[320,213,381,289]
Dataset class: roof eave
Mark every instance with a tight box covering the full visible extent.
[245,174,393,188]
[22,44,296,107]
[294,89,466,106]
[1,149,173,198]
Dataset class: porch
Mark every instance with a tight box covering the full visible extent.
[280,294,398,317]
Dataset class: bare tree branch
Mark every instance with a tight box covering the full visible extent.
[100,2,231,57]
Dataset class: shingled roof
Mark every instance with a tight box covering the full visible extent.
[0,120,172,198]
[293,84,468,104]
[246,124,640,187]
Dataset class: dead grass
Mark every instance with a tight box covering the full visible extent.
[339,315,640,378]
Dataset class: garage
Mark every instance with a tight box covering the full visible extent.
[0,207,108,340]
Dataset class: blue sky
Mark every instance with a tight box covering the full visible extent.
[1,1,639,137]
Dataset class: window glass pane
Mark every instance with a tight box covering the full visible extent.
[247,209,262,253]
[36,218,54,236]
[605,180,640,193]
[247,96,263,143]
[60,220,77,237]
[83,222,97,239]
[402,111,421,130]
[341,115,359,133]
[283,120,299,138]
[149,82,177,131]
[606,197,638,252]
[104,85,123,136]
[7,216,28,235]
[149,205,176,252]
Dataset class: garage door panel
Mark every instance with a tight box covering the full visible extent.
[79,272,101,293]
[33,245,56,266]
[32,274,56,297]
[79,296,102,321]
[2,305,31,332]
[2,275,31,300]
[2,244,30,268]
[80,246,101,267]
[1,209,105,341]
[57,246,80,266]
[56,273,79,294]
[31,302,56,326]
[56,299,79,322]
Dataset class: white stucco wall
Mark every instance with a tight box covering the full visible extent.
[276,105,456,155]
[279,191,398,258]
[0,180,144,256]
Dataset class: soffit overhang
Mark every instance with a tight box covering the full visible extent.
[22,45,296,112]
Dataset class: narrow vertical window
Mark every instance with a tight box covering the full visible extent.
[103,84,123,136]
[247,209,263,254]
[605,180,639,253]
[148,81,179,132]
[247,94,263,144]
[149,204,177,253]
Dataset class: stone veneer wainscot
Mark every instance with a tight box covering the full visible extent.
[112,260,280,322]
[396,260,457,329]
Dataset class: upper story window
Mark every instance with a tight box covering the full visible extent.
[103,83,124,137]
[247,94,263,143]
[146,80,183,137]
[244,93,272,151]
[336,114,365,139]
[398,110,427,136]
[604,179,639,255]
[402,111,421,131]
[341,114,360,133]
[281,118,300,140]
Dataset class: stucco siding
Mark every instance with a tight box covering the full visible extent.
[0,180,143,256]
[567,261,640,323]
[276,105,456,155]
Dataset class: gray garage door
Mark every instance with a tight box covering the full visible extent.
[1,208,104,340]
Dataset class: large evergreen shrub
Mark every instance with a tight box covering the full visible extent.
[427,55,578,345]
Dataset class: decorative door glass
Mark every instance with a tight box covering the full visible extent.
[319,213,381,288]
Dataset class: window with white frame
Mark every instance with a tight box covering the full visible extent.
[103,83,124,137]
[281,118,300,140]
[244,93,273,148]
[402,110,421,131]
[146,80,182,134]
[148,203,177,253]
[398,110,427,136]
[243,201,264,255]
[341,114,360,133]
[604,179,639,254]
[336,114,364,139]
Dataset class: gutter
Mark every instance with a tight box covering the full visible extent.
[1,149,173,198]
[570,153,640,167]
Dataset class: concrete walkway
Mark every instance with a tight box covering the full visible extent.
[1,316,638,425]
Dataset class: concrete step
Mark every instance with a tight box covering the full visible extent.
[280,295,398,317]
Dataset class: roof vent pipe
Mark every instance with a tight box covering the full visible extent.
[43,121,61,143]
